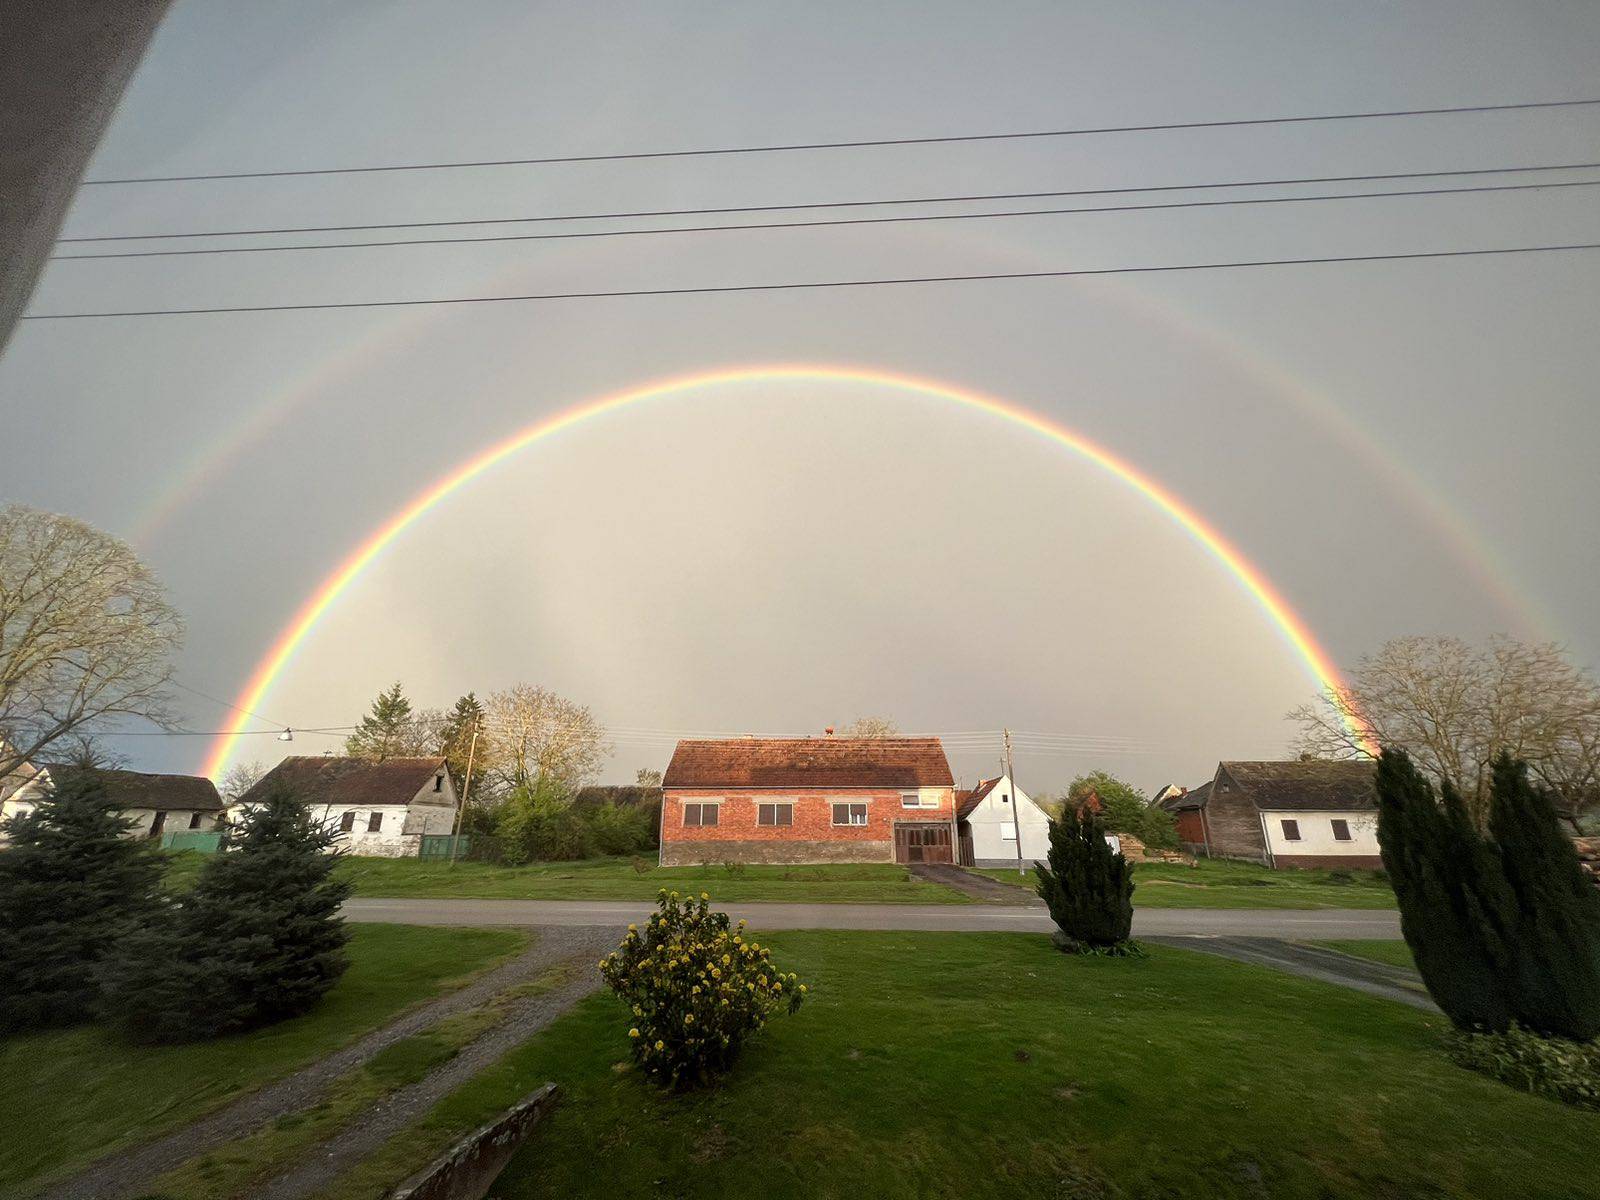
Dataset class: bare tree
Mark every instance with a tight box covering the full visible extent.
[1290,635,1600,829]
[219,760,266,802]
[481,684,610,795]
[838,716,901,738]
[635,767,663,788]
[0,505,182,779]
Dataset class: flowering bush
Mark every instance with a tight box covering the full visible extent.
[599,889,805,1088]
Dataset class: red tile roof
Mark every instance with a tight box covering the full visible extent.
[241,756,451,808]
[956,777,1001,820]
[664,738,954,789]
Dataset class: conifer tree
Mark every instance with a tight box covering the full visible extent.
[1033,806,1134,950]
[438,692,486,798]
[344,682,415,760]
[0,771,164,1032]
[100,783,351,1042]
[1487,753,1600,1040]
[1375,749,1519,1031]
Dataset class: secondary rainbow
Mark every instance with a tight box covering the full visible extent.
[202,363,1373,777]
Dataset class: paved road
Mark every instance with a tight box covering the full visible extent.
[344,897,1403,939]
[1151,936,1433,1010]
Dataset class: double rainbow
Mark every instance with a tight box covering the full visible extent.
[202,364,1372,777]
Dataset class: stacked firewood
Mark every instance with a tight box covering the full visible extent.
[1575,837,1600,890]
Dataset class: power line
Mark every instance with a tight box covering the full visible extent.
[77,97,1600,186]
[167,679,288,730]
[58,159,1600,243]
[24,241,1600,321]
[50,177,1600,262]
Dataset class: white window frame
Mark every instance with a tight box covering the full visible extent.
[900,792,920,808]
[831,801,869,827]
[1000,821,1017,841]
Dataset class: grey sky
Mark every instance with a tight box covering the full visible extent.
[3,1,1597,793]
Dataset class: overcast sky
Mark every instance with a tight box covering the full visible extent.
[3,1,1598,793]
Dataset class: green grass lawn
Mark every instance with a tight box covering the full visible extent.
[0,923,526,1198]
[332,931,1597,1200]
[972,857,1398,908]
[1312,939,1419,970]
[165,853,968,904]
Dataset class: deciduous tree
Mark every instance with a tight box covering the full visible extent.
[0,504,182,779]
[1291,636,1600,830]
[837,716,900,738]
[481,684,609,794]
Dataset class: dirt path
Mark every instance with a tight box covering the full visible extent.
[1149,936,1434,1010]
[251,932,613,1200]
[908,863,1042,903]
[41,925,620,1200]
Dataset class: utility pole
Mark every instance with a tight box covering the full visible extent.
[1004,728,1026,875]
[448,717,480,867]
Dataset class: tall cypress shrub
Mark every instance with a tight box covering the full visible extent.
[0,772,164,1033]
[1375,749,1519,1032]
[101,783,351,1042]
[1488,753,1600,1040]
[1034,807,1134,951]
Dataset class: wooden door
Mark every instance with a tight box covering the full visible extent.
[895,823,953,864]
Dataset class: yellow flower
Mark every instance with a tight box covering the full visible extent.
[721,954,731,965]
[627,923,637,932]
[799,984,808,994]
[684,1013,694,1024]
[655,1040,665,1051]
[774,982,783,992]
[629,1027,640,1038]
[700,891,710,900]
[658,919,668,928]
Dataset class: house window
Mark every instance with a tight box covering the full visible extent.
[683,802,719,827]
[368,812,383,833]
[434,774,443,792]
[901,792,919,808]
[832,802,868,826]
[1001,822,1017,841]
[149,811,167,838]
[1280,819,1301,841]
[188,812,203,829]
[1000,794,1010,804]
[339,811,356,833]
[757,802,793,827]
[1331,819,1353,842]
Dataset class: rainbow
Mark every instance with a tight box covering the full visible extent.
[202,363,1374,777]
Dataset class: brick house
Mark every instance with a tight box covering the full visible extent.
[659,737,957,866]
[1162,760,1380,869]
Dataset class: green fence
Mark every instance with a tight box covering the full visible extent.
[161,830,222,854]
[418,834,502,862]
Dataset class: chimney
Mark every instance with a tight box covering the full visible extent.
[824,726,835,736]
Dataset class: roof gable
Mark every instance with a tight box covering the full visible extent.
[241,756,451,808]
[956,777,1001,819]
[664,738,954,789]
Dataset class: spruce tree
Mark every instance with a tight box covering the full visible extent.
[0,771,164,1033]
[343,682,414,760]
[1033,806,1134,950]
[1375,750,1519,1031]
[438,692,485,798]
[1488,753,1600,1040]
[100,783,351,1042]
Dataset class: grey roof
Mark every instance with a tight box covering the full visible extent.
[240,756,451,808]
[1216,760,1377,812]
[1166,779,1210,811]
[40,763,223,811]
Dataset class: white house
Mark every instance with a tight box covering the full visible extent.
[956,773,1052,867]
[0,759,223,840]
[238,755,459,857]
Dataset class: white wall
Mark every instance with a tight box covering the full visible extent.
[965,775,1052,865]
[1261,810,1379,860]
[317,801,457,858]
[0,799,217,841]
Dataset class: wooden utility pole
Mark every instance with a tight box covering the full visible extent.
[1004,728,1027,875]
[448,718,480,866]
